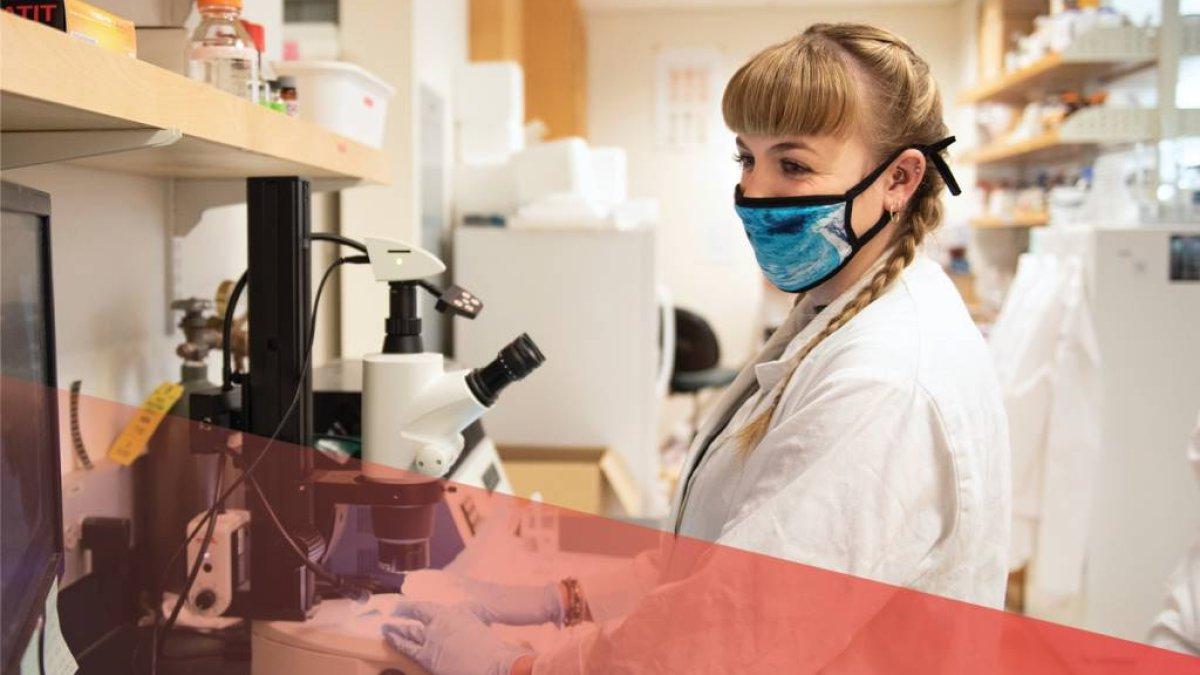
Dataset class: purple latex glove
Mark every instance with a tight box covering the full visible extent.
[383,601,532,675]
[403,569,563,626]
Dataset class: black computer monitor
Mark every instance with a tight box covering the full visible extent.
[1,181,63,672]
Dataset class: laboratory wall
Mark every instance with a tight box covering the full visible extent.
[338,0,468,359]
[5,165,180,472]
[585,2,968,364]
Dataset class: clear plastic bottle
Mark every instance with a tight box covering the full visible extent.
[186,0,259,102]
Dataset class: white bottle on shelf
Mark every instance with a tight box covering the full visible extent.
[185,0,259,102]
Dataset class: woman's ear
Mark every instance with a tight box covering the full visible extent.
[882,148,927,211]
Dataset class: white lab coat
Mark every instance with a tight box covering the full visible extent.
[988,253,1102,616]
[535,256,1011,672]
[1148,414,1200,655]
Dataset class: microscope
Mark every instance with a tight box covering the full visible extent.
[185,233,544,638]
[313,238,544,574]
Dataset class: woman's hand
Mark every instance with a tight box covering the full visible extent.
[382,601,532,675]
[404,570,564,626]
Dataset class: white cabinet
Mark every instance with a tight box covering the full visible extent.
[453,226,665,516]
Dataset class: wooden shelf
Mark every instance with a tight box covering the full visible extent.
[958,52,1152,106]
[960,130,1086,166]
[0,13,390,184]
[958,25,1157,106]
[970,213,1049,229]
[960,107,1162,167]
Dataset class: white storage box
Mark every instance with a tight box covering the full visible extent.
[455,161,519,219]
[458,119,524,165]
[454,61,524,126]
[612,198,660,230]
[590,147,628,208]
[515,138,596,206]
[512,194,609,229]
[273,60,396,149]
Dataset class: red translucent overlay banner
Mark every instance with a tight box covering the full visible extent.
[9,377,1198,673]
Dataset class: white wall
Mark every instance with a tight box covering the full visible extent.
[415,0,469,102]
[415,0,469,248]
[338,0,467,359]
[6,166,179,424]
[586,4,969,364]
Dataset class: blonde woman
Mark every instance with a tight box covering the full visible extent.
[384,23,1010,674]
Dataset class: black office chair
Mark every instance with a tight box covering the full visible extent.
[669,308,738,426]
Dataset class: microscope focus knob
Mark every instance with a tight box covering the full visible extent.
[193,589,217,611]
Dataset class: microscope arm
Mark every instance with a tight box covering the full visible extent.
[398,371,489,476]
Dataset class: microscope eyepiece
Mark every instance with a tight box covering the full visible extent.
[467,333,546,406]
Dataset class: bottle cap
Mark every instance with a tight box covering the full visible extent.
[277,75,297,89]
[198,0,243,9]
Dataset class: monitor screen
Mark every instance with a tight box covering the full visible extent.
[0,182,62,669]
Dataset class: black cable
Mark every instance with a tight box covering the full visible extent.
[152,448,226,673]
[219,234,364,392]
[309,232,368,254]
[175,251,357,557]
[221,271,248,391]
[170,257,351,577]
[246,475,356,594]
[153,255,368,671]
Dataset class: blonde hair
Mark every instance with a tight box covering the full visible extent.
[722,23,950,451]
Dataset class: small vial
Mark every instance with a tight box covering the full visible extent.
[278,75,299,117]
[264,79,286,113]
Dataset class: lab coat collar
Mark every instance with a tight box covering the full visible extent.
[752,255,891,391]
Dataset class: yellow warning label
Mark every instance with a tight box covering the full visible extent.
[107,382,184,466]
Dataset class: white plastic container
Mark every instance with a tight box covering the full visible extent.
[458,118,524,165]
[273,60,396,149]
[454,160,519,219]
[514,137,596,206]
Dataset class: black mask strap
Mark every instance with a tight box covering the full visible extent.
[920,136,962,196]
[844,135,962,200]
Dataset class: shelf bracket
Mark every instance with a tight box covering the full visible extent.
[0,128,182,170]
[172,178,355,236]
[172,179,246,236]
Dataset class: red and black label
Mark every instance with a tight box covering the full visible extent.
[2,1,68,32]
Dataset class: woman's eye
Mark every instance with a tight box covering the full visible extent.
[781,160,810,176]
[733,153,754,170]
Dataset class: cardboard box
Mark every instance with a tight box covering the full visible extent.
[85,0,191,27]
[2,0,137,57]
[498,445,641,517]
[135,26,187,74]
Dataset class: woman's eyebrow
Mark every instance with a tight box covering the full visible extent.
[769,140,811,153]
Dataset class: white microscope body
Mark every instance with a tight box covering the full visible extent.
[361,352,486,479]
[357,237,544,485]
[359,237,483,481]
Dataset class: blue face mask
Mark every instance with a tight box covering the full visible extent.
[735,136,961,293]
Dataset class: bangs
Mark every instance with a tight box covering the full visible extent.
[722,35,860,140]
